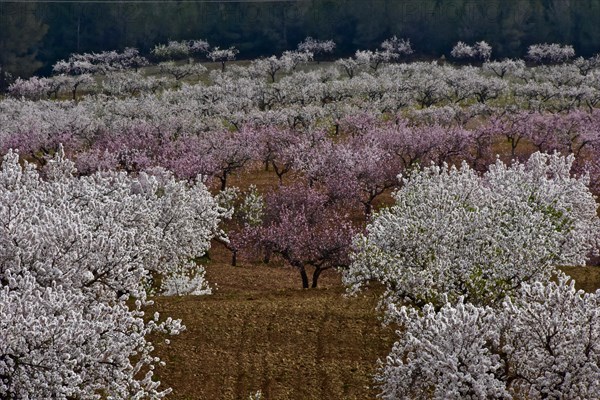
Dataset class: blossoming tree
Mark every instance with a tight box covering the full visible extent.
[345,152,600,307]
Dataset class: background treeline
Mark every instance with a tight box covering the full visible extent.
[2,0,600,78]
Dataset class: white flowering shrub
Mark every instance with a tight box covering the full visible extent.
[207,47,239,71]
[133,168,230,279]
[281,50,313,70]
[378,275,600,400]
[0,272,184,399]
[345,152,600,307]
[238,185,265,227]
[474,41,493,62]
[502,276,600,399]
[335,57,361,78]
[379,300,507,400]
[160,261,212,296]
[297,37,336,56]
[52,49,148,76]
[574,54,600,75]
[0,149,226,398]
[381,36,413,56]
[152,40,191,60]
[355,49,397,71]
[151,39,209,61]
[451,41,476,59]
[7,76,51,100]
[527,43,576,64]
[451,41,492,61]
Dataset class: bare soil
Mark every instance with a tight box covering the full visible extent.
[151,245,395,400]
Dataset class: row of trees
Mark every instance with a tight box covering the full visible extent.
[4,95,600,189]
[7,43,600,114]
[3,0,600,79]
[4,43,600,397]
[4,111,597,290]
[4,42,600,291]
[3,134,600,397]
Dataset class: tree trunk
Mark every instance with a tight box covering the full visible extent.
[231,249,237,267]
[311,267,323,288]
[298,264,309,289]
[263,248,272,264]
[363,201,372,216]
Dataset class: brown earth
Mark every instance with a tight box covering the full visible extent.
[149,158,397,400]
[560,265,600,293]
[151,244,396,400]
[150,250,600,400]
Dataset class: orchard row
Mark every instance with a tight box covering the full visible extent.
[3,39,600,112]
[3,98,600,195]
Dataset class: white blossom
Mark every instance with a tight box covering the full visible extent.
[297,37,336,56]
[451,41,492,61]
[345,152,600,307]
[381,36,413,56]
[378,275,600,400]
[0,148,226,398]
[527,43,576,64]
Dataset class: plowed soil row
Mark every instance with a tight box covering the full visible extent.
[151,247,395,400]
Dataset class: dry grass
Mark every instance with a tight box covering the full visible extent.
[149,257,600,400]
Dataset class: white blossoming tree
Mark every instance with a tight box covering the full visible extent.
[482,59,526,78]
[526,43,576,64]
[0,148,227,398]
[151,39,210,61]
[158,61,207,81]
[378,275,600,400]
[7,76,52,100]
[380,36,414,58]
[297,37,335,62]
[207,47,239,72]
[451,41,492,62]
[344,152,600,307]
[52,48,149,76]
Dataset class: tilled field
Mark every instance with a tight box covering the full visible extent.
[152,249,395,400]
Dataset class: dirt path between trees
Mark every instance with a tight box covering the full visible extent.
[152,247,395,400]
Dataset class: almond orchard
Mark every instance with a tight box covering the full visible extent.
[2,38,600,399]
